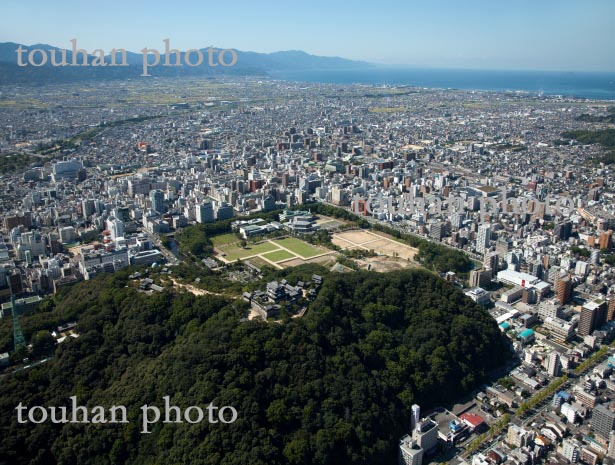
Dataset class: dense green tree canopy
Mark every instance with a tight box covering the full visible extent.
[0,268,508,465]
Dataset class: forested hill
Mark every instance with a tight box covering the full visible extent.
[0,267,509,465]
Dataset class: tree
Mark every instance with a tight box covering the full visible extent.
[30,330,56,358]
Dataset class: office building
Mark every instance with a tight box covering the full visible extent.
[106,217,125,240]
[562,438,581,463]
[592,404,615,439]
[538,299,560,320]
[507,424,533,447]
[476,223,491,254]
[579,300,608,336]
[399,435,423,465]
[608,293,615,322]
[215,202,234,221]
[196,202,214,224]
[58,226,76,244]
[556,275,572,305]
[484,251,499,277]
[412,419,438,452]
[149,189,165,214]
[599,230,613,250]
[547,352,561,378]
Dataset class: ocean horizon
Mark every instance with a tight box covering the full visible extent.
[272,67,615,100]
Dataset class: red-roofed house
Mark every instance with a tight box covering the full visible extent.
[460,412,486,432]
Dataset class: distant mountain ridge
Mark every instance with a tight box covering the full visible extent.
[0,42,372,84]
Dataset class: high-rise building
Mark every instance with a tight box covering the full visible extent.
[592,404,615,439]
[411,404,421,432]
[429,223,444,241]
[58,226,76,244]
[469,269,490,288]
[522,287,537,305]
[215,202,234,221]
[484,252,499,277]
[412,419,438,452]
[579,300,608,337]
[149,189,165,214]
[599,231,613,250]
[82,199,96,218]
[476,223,491,254]
[575,260,589,277]
[106,217,125,240]
[608,293,615,322]
[554,221,572,241]
[331,187,348,206]
[547,352,561,377]
[399,435,423,465]
[556,275,572,305]
[196,202,214,224]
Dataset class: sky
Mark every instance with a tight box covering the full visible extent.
[1,0,614,71]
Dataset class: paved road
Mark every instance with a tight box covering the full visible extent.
[459,348,611,459]
[144,231,181,265]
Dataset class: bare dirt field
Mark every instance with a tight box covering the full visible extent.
[355,256,419,273]
[331,229,418,261]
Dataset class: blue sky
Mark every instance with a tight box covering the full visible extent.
[1,0,614,71]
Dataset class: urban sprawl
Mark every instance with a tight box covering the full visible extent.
[1,77,615,465]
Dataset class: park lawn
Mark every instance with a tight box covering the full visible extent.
[211,233,238,247]
[246,256,271,269]
[262,250,295,262]
[222,241,280,261]
[275,237,323,258]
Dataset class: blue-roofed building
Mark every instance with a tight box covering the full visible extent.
[557,391,572,402]
[499,322,511,332]
[518,328,535,345]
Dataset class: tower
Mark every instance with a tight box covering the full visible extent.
[476,223,491,254]
[11,293,25,351]
[411,404,421,432]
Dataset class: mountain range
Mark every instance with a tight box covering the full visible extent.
[0,42,371,84]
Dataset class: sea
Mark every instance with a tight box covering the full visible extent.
[272,68,615,100]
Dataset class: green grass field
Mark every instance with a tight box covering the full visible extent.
[275,238,323,258]
[211,233,328,264]
[221,241,279,261]
[262,250,295,262]
[210,233,238,246]
[246,256,271,269]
